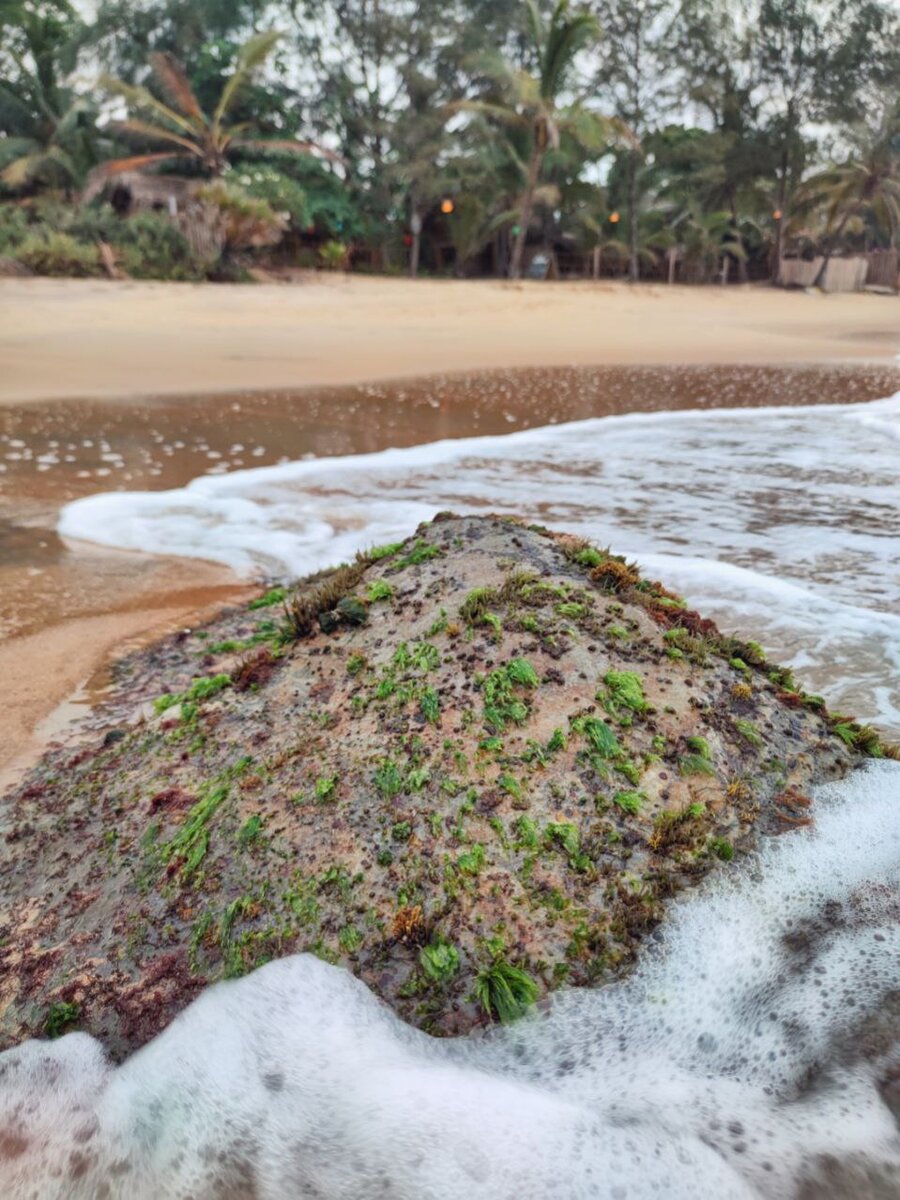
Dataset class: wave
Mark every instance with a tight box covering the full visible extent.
[58,392,900,731]
[3,761,900,1199]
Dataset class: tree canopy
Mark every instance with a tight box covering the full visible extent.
[1,0,898,281]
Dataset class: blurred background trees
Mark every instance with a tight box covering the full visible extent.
[0,0,898,282]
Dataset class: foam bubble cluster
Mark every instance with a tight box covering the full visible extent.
[57,394,900,729]
[2,762,900,1198]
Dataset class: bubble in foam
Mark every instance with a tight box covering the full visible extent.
[3,763,900,1198]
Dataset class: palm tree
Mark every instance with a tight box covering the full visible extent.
[673,205,747,283]
[576,211,674,279]
[460,0,616,278]
[88,31,334,190]
[801,107,900,288]
[0,1,101,192]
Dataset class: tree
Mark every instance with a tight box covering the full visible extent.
[594,0,675,281]
[0,0,101,192]
[800,104,900,286]
[672,203,747,282]
[755,0,899,263]
[674,0,789,282]
[89,30,333,187]
[461,0,614,278]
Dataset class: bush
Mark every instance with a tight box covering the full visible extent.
[229,166,308,228]
[193,182,285,254]
[113,213,204,281]
[67,208,205,280]
[15,230,100,277]
[0,205,29,254]
[318,239,349,270]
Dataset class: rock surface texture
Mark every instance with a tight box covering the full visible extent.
[1,514,890,1057]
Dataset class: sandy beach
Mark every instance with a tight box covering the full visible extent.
[1,276,898,781]
[2,276,899,404]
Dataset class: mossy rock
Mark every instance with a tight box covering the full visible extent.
[1,514,888,1059]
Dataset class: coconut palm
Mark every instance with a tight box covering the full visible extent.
[672,204,747,283]
[801,106,900,287]
[460,0,617,278]
[576,212,674,278]
[88,31,334,190]
[0,1,101,192]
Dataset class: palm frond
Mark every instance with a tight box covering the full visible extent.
[541,3,599,100]
[112,118,202,156]
[230,137,343,163]
[213,29,282,127]
[454,98,530,130]
[1,144,76,187]
[100,76,198,137]
[525,0,545,54]
[149,51,204,123]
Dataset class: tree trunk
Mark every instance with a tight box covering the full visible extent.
[509,146,542,280]
[773,163,788,280]
[409,202,421,279]
[627,151,639,283]
[728,194,749,284]
[409,230,420,277]
[813,202,861,289]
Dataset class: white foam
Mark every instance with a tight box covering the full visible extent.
[58,392,900,729]
[3,762,900,1198]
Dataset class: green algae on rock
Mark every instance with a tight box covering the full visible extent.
[0,514,892,1059]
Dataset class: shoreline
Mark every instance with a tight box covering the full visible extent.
[0,566,255,789]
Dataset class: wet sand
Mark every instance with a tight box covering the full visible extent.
[1,286,899,782]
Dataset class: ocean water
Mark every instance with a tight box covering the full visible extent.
[59,392,900,732]
[2,761,900,1199]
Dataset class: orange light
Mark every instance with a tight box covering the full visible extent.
[609,211,620,224]
[773,209,783,220]
[441,198,454,214]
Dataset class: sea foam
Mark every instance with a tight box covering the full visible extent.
[2,761,900,1199]
[58,393,900,730]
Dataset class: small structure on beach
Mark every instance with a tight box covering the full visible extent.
[82,170,201,216]
[778,251,899,293]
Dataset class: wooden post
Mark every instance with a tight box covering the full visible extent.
[593,245,600,280]
[667,247,676,285]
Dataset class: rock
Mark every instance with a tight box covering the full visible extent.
[0,514,891,1058]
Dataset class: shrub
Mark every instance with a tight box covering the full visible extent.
[193,181,285,254]
[74,211,203,281]
[318,239,349,270]
[15,230,100,276]
[230,166,309,228]
[0,204,29,254]
[116,224,203,280]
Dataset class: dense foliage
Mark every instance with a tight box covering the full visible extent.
[1,0,898,280]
